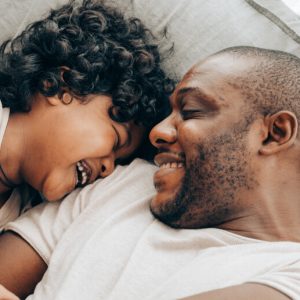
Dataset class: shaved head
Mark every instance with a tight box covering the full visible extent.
[212,46,300,123]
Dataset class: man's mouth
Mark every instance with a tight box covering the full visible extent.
[154,152,185,168]
[152,152,186,196]
[153,152,185,187]
[76,160,92,187]
[159,162,184,169]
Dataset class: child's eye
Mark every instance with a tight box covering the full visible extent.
[112,125,121,151]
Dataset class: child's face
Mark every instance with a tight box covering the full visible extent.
[23,94,145,201]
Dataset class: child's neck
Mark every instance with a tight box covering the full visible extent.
[0,162,17,208]
[0,112,27,203]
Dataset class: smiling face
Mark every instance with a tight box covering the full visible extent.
[21,94,145,201]
[149,55,258,228]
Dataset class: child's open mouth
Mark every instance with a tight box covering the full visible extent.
[76,160,92,187]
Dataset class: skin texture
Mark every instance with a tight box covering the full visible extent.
[180,283,289,300]
[0,283,19,300]
[0,232,46,299]
[0,93,145,202]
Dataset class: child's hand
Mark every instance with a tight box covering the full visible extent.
[0,284,19,300]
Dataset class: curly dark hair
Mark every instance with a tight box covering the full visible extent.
[0,0,173,129]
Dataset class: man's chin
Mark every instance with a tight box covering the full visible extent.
[150,191,172,214]
[150,190,184,228]
[151,167,186,226]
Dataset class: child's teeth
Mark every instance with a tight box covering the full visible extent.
[76,161,90,186]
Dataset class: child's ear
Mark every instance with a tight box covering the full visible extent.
[46,92,73,106]
[259,111,298,155]
[46,66,72,106]
[46,94,62,106]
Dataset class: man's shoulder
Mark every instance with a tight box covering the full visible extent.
[92,158,157,191]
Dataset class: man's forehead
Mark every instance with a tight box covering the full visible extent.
[170,55,251,106]
[178,57,234,89]
[171,60,229,100]
[170,77,225,107]
[189,53,255,78]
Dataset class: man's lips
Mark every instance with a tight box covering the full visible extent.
[153,152,185,192]
[154,152,185,167]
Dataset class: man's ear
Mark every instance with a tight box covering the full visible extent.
[259,111,298,155]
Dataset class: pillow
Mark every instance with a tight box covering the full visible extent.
[0,0,300,79]
[114,0,300,79]
[0,0,67,42]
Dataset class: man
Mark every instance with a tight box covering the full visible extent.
[149,46,300,234]
[148,45,300,298]
[0,47,300,299]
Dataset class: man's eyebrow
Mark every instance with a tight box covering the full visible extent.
[176,87,219,109]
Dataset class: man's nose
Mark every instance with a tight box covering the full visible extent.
[149,115,177,148]
[99,154,115,178]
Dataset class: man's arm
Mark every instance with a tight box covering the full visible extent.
[181,283,290,300]
[0,231,47,299]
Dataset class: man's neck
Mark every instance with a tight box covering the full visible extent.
[217,189,300,242]
[219,219,300,242]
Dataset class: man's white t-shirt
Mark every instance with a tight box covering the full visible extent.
[5,159,300,299]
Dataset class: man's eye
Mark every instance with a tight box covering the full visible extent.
[181,110,205,120]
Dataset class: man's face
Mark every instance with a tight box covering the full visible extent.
[149,55,257,228]
[22,95,145,201]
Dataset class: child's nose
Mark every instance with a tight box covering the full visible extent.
[99,154,115,178]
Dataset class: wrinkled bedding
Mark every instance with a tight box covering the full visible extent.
[1,0,300,79]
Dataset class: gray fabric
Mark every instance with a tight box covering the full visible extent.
[0,0,68,42]
[0,0,299,79]
[245,0,300,43]
[113,0,300,79]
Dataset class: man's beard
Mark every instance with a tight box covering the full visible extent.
[152,124,256,229]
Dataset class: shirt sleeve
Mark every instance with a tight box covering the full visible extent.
[3,159,157,265]
[4,188,82,264]
[248,258,300,299]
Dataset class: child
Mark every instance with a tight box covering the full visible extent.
[0,0,172,230]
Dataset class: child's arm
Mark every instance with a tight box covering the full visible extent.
[0,231,47,299]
